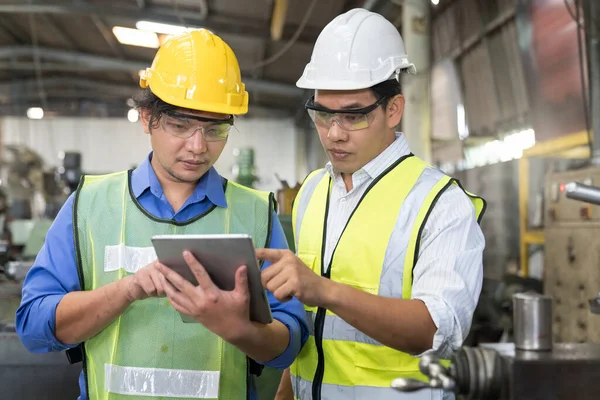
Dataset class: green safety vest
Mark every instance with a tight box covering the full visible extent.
[73,170,274,400]
[289,155,486,400]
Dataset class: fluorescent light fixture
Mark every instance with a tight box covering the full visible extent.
[27,107,44,120]
[112,26,159,49]
[128,109,139,123]
[136,20,190,36]
[432,0,439,4]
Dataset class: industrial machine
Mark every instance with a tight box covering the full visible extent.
[391,340,600,400]
[543,167,600,343]
[0,145,81,399]
[0,241,81,400]
[391,182,600,399]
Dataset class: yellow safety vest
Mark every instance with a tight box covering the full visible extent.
[289,155,485,400]
[73,171,274,400]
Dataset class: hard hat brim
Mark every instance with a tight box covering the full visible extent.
[296,64,416,91]
[153,88,249,116]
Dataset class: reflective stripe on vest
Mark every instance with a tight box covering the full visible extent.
[104,364,220,398]
[289,155,486,399]
[74,171,274,400]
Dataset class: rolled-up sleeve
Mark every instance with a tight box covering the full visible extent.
[258,211,310,369]
[411,185,485,358]
[15,193,81,353]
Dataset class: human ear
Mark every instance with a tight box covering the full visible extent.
[139,109,152,135]
[386,94,405,129]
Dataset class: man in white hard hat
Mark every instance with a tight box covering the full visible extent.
[256,8,486,400]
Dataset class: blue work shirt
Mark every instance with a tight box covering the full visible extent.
[15,153,309,400]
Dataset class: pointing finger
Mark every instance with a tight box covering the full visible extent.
[261,261,285,289]
[255,248,286,263]
[273,281,295,303]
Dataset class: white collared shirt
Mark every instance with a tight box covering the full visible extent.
[324,133,485,358]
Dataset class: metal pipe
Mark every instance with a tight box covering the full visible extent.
[90,16,126,60]
[271,0,288,41]
[0,62,140,72]
[0,1,319,43]
[244,78,304,98]
[565,182,600,205]
[0,47,304,98]
[0,46,147,70]
[0,78,134,95]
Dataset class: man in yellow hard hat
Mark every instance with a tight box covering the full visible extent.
[15,29,309,400]
[256,8,486,400]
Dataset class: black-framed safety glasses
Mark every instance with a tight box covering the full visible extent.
[304,95,387,131]
[161,110,235,141]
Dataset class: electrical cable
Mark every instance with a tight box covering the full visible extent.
[564,0,592,156]
[564,0,579,24]
[243,0,319,72]
[171,0,318,74]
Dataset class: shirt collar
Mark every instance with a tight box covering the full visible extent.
[130,152,228,208]
[325,132,410,179]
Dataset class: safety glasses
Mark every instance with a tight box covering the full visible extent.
[304,95,386,131]
[160,110,235,141]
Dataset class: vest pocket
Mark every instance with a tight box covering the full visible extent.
[297,252,317,273]
[353,342,422,381]
[335,277,379,296]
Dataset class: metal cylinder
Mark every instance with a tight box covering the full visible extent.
[565,182,600,206]
[513,292,553,351]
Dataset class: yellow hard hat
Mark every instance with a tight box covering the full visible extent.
[140,29,248,115]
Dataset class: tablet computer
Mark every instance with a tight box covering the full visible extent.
[151,233,273,325]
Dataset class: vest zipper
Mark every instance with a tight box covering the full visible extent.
[311,179,332,400]
[311,268,331,400]
[310,155,412,399]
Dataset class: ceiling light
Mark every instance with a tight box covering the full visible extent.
[112,26,159,49]
[128,109,139,123]
[27,107,44,120]
[136,20,191,36]
[432,0,440,4]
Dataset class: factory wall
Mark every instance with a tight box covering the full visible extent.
[0,116,310,194]
[430,0,586,166]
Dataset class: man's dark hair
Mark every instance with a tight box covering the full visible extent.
[131,88,177,131]
[370,78,402,109]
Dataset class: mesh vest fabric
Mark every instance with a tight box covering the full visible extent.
[73,171,274,400]
[289,155,486,400]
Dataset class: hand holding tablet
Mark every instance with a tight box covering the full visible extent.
[151,234,273,325]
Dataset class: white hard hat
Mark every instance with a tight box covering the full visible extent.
[297,8,416,91]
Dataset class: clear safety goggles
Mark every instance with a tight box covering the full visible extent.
[160,110,235,141]
[304,95,386,131]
